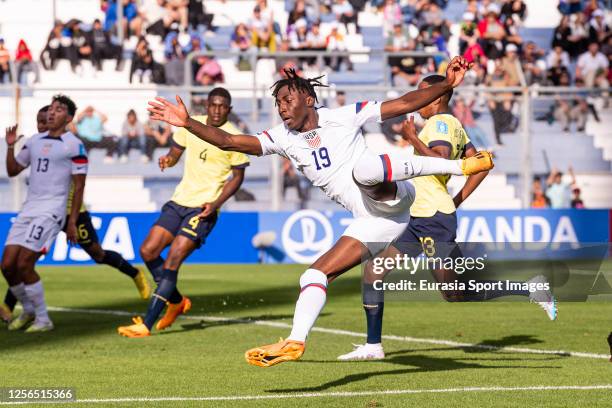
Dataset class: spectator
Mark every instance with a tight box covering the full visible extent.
[40,21,79,71]
[142,0,176,37]
[144,111,172,162]
[118,109,146,163]
[167,0,189,31]
[487,62,518,145]
[546,45,571,85]
[552,15,572,52]
[289,18,310,51]
[332,0,358,33]
[382,0,402,37]
[195,56,224,85]
[501,43,522,85]
[503,15,523,49]
[75,106,116,163]
[69,22,93,66]
[103,0,143,38]
[531,177,550,208]
[385,23,418,86]
[164,26,187,85]
[305,20,327,67]
[500,0,527,24]
[567,12,589,58]
[15,39,40,84]
[571,187,585,208]
[522,41,546,84]
[477,3,505,59]
[588,9,609,43]
[545,167,576,209]
[326,23,353,71]
[459,11,479,56]
[288,0,308,28]
[0,38,11,83]
[576,42,609,88]
[330,90,346,108]
[318,1,337,23]
[558,0,584,16]
[453,96,492,150]
[554,95,588,132]
[91,19,123,71]
[249,5,277,52]
[231,23,253,70]
[282,158,310,209]
[188,0,214,32]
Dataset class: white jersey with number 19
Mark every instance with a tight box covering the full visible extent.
[255,101,414,221]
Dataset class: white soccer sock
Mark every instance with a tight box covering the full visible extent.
[353,150,463,186]
[287,269,328,342]
[10,283,35,315]
[24,281,51,324]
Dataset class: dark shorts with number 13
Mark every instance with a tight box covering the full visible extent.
[154,201,218,248]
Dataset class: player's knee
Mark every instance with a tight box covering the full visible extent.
[164,250,187,271]
[139,244,159,263]
[352,152,383,186]
[90,249,105,263]
[299,268,328,289]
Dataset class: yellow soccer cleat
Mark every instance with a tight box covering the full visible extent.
[156,296,191,331]
[8,312,34,331]
[461,151,494,175]
[133,269,152,300]
[0,303,12,323]
[245,338,305,367]
[117,316,150,338]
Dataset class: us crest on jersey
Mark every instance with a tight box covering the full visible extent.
[303,130,321,148]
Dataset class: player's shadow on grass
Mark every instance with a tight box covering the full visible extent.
[268,354,560,393]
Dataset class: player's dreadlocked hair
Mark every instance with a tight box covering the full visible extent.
[271,69,329,104]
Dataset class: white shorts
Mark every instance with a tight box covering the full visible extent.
[5,213,63,253]
[342,180,416,254]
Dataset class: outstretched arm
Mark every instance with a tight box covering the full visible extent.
[5,125,26,177]
[380,56,472,121]
[148,96,263,156]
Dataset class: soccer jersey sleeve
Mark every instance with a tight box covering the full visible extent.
[228,151,250,169]
[351,101,383,127]
[70,139,89,175]
[254,124,285,156]
[171,128,187,150]
[15,137,32,167]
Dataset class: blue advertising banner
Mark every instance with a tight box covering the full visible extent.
[0,212,259,265]
[0,209,609,265]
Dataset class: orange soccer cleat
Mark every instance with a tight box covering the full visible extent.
[156,296,191,331]
[245,338,305,367]
[117,316,151,338]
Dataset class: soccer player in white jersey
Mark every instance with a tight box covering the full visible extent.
[147,56,494,366]
[1,95,87,333]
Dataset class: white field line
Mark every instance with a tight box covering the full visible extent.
[1,385,612,405]
[46,306,610,360]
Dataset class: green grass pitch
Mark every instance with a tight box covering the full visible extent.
[1,264,611,407]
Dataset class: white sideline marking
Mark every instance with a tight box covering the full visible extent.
[1,385,612,405]
[47,306,610,360]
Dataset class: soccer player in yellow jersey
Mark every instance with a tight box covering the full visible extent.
[118,88,249,337]
[0,106,150,325]
[339,75,556,361]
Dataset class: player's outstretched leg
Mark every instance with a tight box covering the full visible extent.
[85,242,151,300]
[245,237,366,367]
[352,150,493,187]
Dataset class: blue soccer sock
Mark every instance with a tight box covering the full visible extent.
[145,257,182,304]
[101,250,138,278]
[145,257,165,283]
[363,283,384,344]
[143,269,178,330]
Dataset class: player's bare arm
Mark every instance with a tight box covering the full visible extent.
[380,56,472,121]
[453,145,489,208]
[158,145,184,171]
[199,167,245,219]
[148,96,263,156]
[66,174,86,244]
[5,125,25,177]
[400,116,451,159]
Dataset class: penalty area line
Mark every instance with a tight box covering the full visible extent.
[47,306,610,360]
[1,385,612,405]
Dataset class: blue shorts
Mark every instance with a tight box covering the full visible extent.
[396,211,459,259]
[154,201,218,248]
